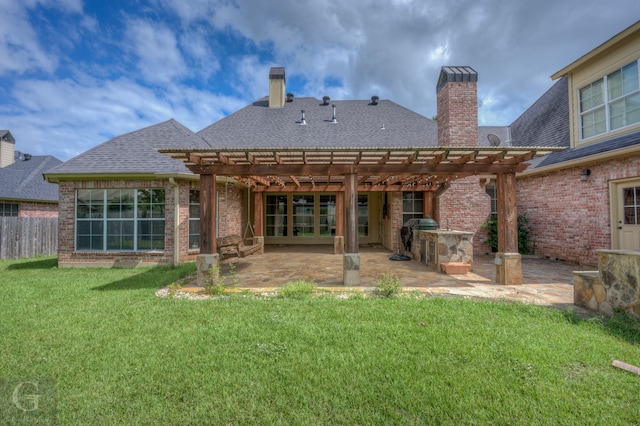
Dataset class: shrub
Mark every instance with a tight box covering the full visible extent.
[482,213,534,255]
[278,280,317,299]
[375,273,403,298]
[204,264,227,296]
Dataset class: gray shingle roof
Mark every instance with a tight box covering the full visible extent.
[197,97,503,149]
[510,76,569,149]
[45,119,210,176]
[0,155,62,202]
[198,98,438,148]
[533,129,640,168]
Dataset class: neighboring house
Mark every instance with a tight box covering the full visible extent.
[0,130,61,218]
[43,20,640,271]
[513,20,640,264]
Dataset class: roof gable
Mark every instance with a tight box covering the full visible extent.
[45,119,210,177]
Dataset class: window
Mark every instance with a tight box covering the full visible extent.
[579,60,640,140]
[486,185,497,217]
[266,195,288,237]
[402,192,424,224]
[319,195,336,236]
[76,189,165,251]
[0,202,19,217]
[358,194,369,237]
[293,195,314,236]
[189,190,200,249]
[624,187,640,225]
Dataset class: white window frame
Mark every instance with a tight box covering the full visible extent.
[579,59,640,141]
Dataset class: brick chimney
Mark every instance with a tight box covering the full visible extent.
[269,67,286,108]
[436,66,478,146]
[0,130,15,168]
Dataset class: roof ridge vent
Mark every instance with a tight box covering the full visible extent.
[322,96,330,105]
[371,95,379,105]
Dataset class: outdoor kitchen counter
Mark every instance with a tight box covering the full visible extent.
[417,229,474,273]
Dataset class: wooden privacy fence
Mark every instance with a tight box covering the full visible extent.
[0,217,58,260]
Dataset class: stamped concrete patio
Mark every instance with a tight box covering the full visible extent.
[181,244,595,311]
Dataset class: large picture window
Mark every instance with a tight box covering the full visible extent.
[76,189,165,251]
[579,60,640,140]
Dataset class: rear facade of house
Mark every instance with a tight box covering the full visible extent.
[44,20,640,268]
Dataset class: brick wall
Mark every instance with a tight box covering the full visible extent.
[57,178,246,267]
[390,192,403,252]
[216,181,243,237]
[437,176,492,253]
[19,202,58,218]
[437,82,478,147]
[517,155,640,265]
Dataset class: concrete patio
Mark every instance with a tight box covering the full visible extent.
[178,245,596,311]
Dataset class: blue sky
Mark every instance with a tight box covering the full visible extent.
[1,0,639,161]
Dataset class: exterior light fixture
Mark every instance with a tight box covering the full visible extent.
[580,169,591,181]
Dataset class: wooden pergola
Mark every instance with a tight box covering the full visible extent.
[160,146,562,284]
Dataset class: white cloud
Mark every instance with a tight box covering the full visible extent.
[4,75,246,160]
[0,0,57,75]
[124,18,187,83]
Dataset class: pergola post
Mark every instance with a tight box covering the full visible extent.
[343,172,360,285]
[334,191,344,254]
[253,191,264,254]
[423,191,433,218]
[495,172,521,285]
[197,173,219,286]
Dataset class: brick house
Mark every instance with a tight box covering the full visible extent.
[45,66,545,278]
[513,20,640,265]
[44,21,640,277]
[0,130,61,218]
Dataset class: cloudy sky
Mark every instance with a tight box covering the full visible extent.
[1,0,638,161]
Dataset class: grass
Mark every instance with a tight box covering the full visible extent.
[1,256,640,424]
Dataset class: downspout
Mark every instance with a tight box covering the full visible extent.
[168,178,180,267]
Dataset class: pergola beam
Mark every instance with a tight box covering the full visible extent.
[187,162,527,176]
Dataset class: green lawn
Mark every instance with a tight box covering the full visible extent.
[1,256,639,425]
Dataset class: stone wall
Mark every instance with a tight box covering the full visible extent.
[574,250,640,317]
